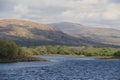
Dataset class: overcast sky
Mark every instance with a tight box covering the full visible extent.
[0,0,120,29]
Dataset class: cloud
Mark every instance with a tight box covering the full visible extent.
[102,3,120,20]
[0,0,14,12]
[0,0,119,29]
[109,0,120,3]
[14,4,29,16]
[60,10,74,18]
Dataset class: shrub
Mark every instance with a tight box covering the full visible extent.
[18,47,33,56]
[114,51,120,57]
[0,40,19,58]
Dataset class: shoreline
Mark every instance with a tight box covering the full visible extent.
[39,54,120,60]
[0,56,48,63]
[93,56,120,60]
[0,55,119,63]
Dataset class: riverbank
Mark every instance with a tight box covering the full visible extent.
[37,53,120,60]
[0,55,119,63]
[93,56,120,60]
[0,56,48,63]
[39,54,120,60]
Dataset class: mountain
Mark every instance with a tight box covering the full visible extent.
[0,19,89,46]
[0,19,119,47]
[49,22,120,46]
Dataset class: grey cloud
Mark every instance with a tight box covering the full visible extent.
[109,0,120,3]
[30,6,66,16]
[83,19,120,29]
[0,0,119,29]
[0,0,15,12]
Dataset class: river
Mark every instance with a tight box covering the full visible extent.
[0,56,120,80]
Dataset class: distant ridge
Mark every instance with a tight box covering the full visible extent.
[50,22,120,46]
[0,19,57,31]
[0,19,119,47]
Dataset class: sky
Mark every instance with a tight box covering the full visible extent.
[0,0,120,29]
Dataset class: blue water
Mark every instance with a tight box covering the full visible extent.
[0,56,120,80]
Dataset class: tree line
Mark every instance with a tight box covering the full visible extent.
[29,45,120,57]
[0,40,120,58]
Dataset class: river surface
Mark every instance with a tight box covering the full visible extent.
[0,56,120,80]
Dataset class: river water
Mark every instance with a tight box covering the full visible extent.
[0,56,120,80]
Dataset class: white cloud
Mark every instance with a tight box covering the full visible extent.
[74,0,108,4]
[15,0,108,9]
[0,0,120,29]
[14,4,29,15]
[12,0,109,20]
[61,10,74,17]
[102,3,120,20]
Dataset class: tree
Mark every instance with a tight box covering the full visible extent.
[0,40,19,58]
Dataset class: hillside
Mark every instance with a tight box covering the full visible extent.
[0,19,87,46]
[0,19,119,47]
[50,22,120,46]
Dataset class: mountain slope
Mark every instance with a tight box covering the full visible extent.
[0,19,119,47]
[49,22,120,46]
[0,19,89,46]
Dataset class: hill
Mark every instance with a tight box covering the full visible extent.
[0,19,86,46]
[49,22,120,46]
[0,19,119,47]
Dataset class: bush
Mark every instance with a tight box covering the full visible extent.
[114,51,120,57]
[0,40,19,58]
[20,47,33,56]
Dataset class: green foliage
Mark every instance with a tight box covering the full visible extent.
[57,46,70,55]
[18,47,33,57]
[114,51,120,56]
[0,40,19,58]
[1,40,117,58]
[0,40,34,58]
[27,45,120,57]
[46,45,58,54]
